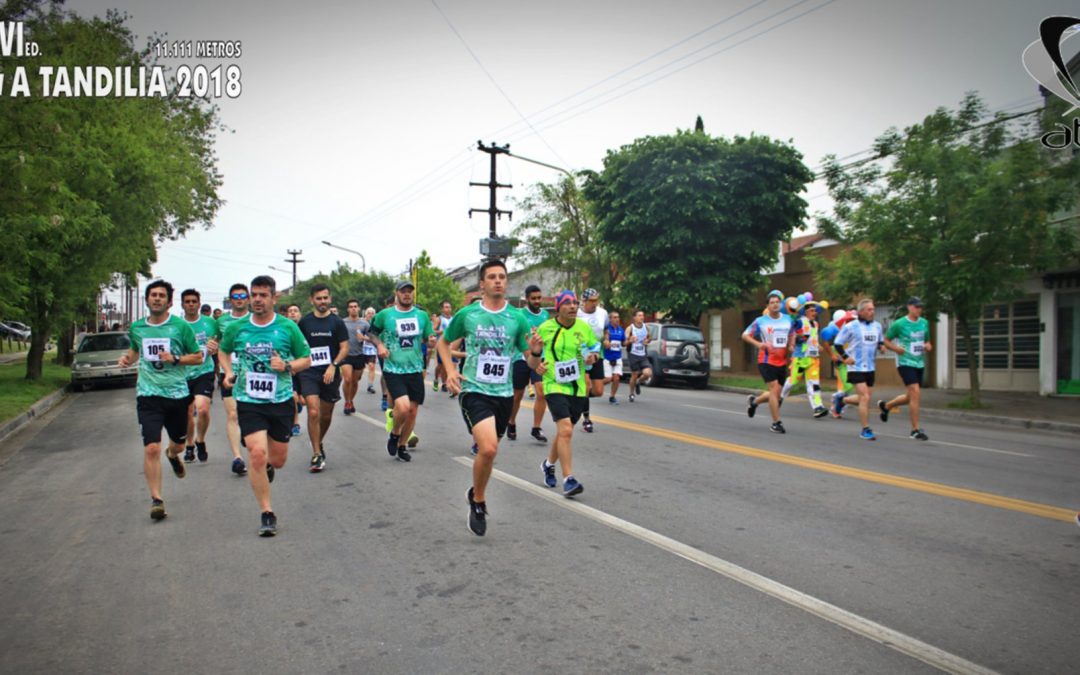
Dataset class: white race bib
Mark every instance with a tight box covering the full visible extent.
[807,346,819,358]
[770,331,788,349]
[862,330,879,344]
[910,342,924,356]
[396,317,419,337]
[310,345,332,366]
[609,340,621,351]
[631,342,646,356]
[230,352,239,365]
[475,352,510,384]
[362,338,377,355]
[143,337,171,362]
[554,359,579,384]
[245,372,277,400]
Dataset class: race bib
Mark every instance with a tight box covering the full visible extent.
[230,352,239,365]
[631,342,646,356]
[807,346,819,358]
[362,338,377,355]
[142,337,171,362]
[310,345,332,366]
[862,330,878,344]
[910,342,925,356]
[609,340,621,351]
[555,359,579,384]
[200,345,208,361]
[770,332,788,349]
[396,318,419,337]
[475,352,510,384]
[246,372,277,400]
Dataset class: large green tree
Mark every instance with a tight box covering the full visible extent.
[412,250,464,315]
[279,263,396,313]
[0,2,222,378]
[584,130,813,322]
[810,93,1079,404]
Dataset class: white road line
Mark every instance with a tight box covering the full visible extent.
[681,405,1033,457]
[455,457,998,675]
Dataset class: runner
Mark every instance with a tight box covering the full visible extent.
[535,290,599,498]
[438,260,542,536]
[206,283,251,476]
[432,300,454,392]
[830,298,885,440]
[361,307,379,395]
[285,303,304,436]
[821,308,856,417]
[880,296,932,440]
[625,310,652,402]
[341,299,366,416]
[219,275,311,536]
[603,311,625,405]
[116,280,203,520]
[576,288,607,432]
[200,304,212,317]
[370,280,433,462]
[180,289,218,463]
[779,298,830,418]
[297,284,349,472]
[508,285,549,443]
[742,290,794,433]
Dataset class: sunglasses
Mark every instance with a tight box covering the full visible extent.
[231,293,248,300]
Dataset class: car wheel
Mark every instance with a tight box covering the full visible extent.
[692,377,709,390]
[71,382,84,393]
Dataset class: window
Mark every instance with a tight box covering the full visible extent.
[954,297,1038,371]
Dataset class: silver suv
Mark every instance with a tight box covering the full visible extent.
[643,322,709,388]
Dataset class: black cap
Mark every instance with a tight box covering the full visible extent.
[396,280,415,291]
[907,296,923,307]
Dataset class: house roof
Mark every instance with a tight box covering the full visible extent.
[781,233,825,255]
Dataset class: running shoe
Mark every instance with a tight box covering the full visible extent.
[582,418,594,433]
[813,406,829,418]
[541,460,556,488]
[628,394,635,403]
[407,433,419,448]
[860,427,876,441]
[259,511,277,537]
[531,427,548,443]
[150,498,166,521]
[441,384,448,393]
[562,477,584,498]
[878,400,889,423]
[183,446,195,463]
[196,441,208,463]
[608,396,618,405]
[747,395,758,419]
[231,457,247,475]
[387,435,398,457]
[291,424,301,437]
[309,454,324,473]
[470,443,478,456]
[507,423,517,441]
[267,464,275,483]
[831,391,846,417]
[467,487,487,536]
[910,428,929,441]
[296,401,303,414]
[396,447,411,462]
[527,385,535,399]
[384,408,394,432]
[343,401,354,416]
[367,385,376,394]
[380,398,389,412]
[166,449,186,479]
[432,380,439,392]
[770,421,786,434]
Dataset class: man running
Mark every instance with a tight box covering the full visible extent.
[880,296,932,441]
[297,284,349,472]
[206,283,251,476]
[432,300,454,392]
[603,311,625,405]
[508,284,549,443]
[117,280,203,520]
[830,298,885,440]
[341,299,366,416]
[359,307,379,395]
[438,260,542,536]
[181,288,218,463]
[821,309,855,417]
[370,280,433,462]
[625,310,652,402]
[742,290,794,433]
[577,288,607,432]
[780,300,830,418]
[219,275,311,536]
[286,303,304,437]
[535,290,599,498]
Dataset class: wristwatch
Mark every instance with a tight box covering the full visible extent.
[172,354,180,366]
[284,362,293,374]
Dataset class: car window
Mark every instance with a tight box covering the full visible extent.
[78,335,130,353]
[662,326,704,342]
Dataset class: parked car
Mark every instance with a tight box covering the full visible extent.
[0,320,31,341]
[71,332,138,391]
[642,322,709,388]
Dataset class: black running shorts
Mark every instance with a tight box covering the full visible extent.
[137,395,191,447]
[847,370,876,387]
[385,372,425,404]
[586,358,605,381]
[343,354,367,369]
[628,354,651,373]
[512,359,533,391]
[187,371,215,399]
[458,392,513,438]
[217,372,233,399]
[546,393,587,425]
[298,367,342,403]
[758,363,787,385]
[236,401,294,443]
[897,366,923,387]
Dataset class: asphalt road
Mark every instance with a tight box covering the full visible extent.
[0,378,1077,674]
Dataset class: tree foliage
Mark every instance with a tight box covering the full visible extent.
[809,93,1080,402]
[412,250,464,314]
[585,130,813,322]
[278,263,396,313]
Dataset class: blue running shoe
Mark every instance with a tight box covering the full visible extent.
[562,476,583,498]
[470,443,478,457]
[231,457,247,476]
[860,427,876,441]
[291,424,301,437]
[380,398,389,412]
[541,460,556,488]
[831,391,846,417]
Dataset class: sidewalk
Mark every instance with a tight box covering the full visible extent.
[712,380,1080,435]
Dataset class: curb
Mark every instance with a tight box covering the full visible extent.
[708,384,1080,436]
[0,385,69,446]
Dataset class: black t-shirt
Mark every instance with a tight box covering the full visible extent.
[298,312,348,371]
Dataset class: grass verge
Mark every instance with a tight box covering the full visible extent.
[0,352,68,425]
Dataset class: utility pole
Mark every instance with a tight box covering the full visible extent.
[469,141,514,259]
[285,249,304,291]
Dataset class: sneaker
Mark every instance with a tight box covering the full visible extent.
[267,464,275,483]
[195,441,208,462]
[407,433,419,448]
[441,384,448,393]
[183,446,195,463]
[527,385,535,399]
[582,418,594,433]
[541,460,557,488]
[531,427,548,443]
[150,498,166,521]
[231,457,247,475]
[608,396,618,405]
[396,447,411,462]
[466,487,487,536]
[432,380,440,392]
[770,421,786,434]
[380,398,389,412]
[507,423,517,441]
[309,454,325,473]
[343,401,354,416]
[291,424,301,437]
[387,435,399,457]
[562,477,584,498]
[259,511,277,537]
[166,449,186,479]
[629,394,635,403]
[747,394,758,419]
[878,400,889,423]
[910,428,929,441]
[831,392,846,417]
[384,408,394,432]
[813,406,828,418]
[860,427,876,441]
[367,385,376,394]
[470,443,478,456]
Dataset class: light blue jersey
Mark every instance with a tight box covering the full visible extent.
[834,319,883,372]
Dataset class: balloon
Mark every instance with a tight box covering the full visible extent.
[820,300,829,310]
[832,309,846,323]
[805,292,813,301]
[785,297,799,315]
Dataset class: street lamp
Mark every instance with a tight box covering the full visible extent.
[322,240,366,273]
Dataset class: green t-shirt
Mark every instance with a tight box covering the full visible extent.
[215,310,250,369]
[514,306,549,362]
[371,306,434,374]
[443,302,531,398]
[128,315,201,399]
[184,315,218,380]
[886,315,930,368]
[535,317,600,397]
[220,314,311,404]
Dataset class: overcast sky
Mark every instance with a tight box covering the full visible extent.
[61,0,1075,308]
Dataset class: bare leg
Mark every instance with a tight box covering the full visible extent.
[471,417,500,503]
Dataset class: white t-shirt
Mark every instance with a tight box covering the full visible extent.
[578,306,609,341]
